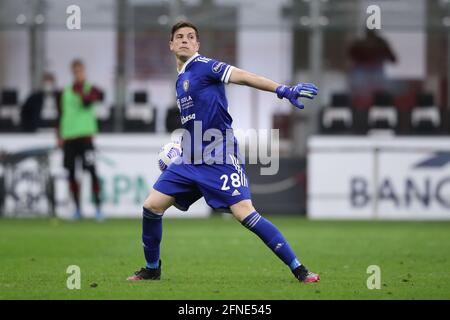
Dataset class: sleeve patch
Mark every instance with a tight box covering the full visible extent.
[212,61,226,74]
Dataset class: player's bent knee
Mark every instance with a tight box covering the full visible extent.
[143,189,174,213]
[230,200,256,222]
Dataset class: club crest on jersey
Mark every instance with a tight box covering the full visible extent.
[212,61,225,73]
[183,80,189,92]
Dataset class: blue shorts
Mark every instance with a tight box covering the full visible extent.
[153,157,251,212]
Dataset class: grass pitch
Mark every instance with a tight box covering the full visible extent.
[0,216,449,300]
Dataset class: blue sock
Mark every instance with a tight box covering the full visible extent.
[241,211,301,271]
[142,207,162,269]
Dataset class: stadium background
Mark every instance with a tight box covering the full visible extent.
[0,0,450,300]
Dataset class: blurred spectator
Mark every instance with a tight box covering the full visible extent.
[57,59,103,221]
[20,73,60,132]
[347,29,397,106]
[165,103,181,132]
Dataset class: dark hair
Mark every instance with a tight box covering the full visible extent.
[71,58,84,68]
[170,21,199,41]
[42,72,55,82]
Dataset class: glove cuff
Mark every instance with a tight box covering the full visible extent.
[276,85,288,99]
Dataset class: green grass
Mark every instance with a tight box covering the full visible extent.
[0,216,449,300]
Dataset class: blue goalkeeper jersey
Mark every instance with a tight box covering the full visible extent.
[176,52,240,164]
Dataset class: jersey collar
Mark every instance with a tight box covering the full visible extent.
[177,52,200,75]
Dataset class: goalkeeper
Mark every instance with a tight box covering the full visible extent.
[128,22,320,283]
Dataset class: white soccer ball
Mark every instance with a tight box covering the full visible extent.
[158,142,182,171]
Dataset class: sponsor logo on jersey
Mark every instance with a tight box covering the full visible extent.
[178,95,194,110]
[212,61,225,73]
[180,96,192,103]
[183,80,189,92]
[232,189,241,196]
[181,113,196,124]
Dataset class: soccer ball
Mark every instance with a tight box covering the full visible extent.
[158,142,182,171]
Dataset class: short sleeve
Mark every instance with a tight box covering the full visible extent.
[206,59,235,84]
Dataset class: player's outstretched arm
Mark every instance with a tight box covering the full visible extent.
[228,67,318,109]
[228,67,280,92]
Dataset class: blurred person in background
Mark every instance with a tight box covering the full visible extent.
[57,59,104,221]
[347,29,397,106]
[20,73,60,132]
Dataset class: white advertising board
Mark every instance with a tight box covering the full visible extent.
[0,133,211,219]
[308,136,450,220]
[308,152,374,219]
[376,151,450,220]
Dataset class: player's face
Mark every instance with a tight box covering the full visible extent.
[170,27,200,60]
